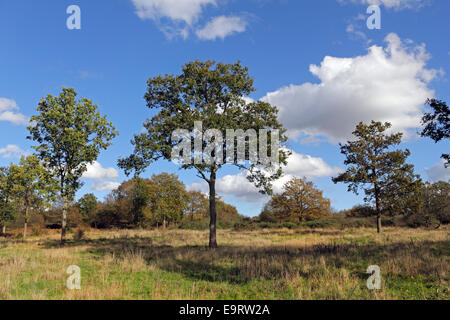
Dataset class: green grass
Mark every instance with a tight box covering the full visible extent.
[0,226,448,300]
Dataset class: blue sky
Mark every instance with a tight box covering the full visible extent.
[1,0,449,216]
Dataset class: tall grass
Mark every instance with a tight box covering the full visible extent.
[0,226,448,299]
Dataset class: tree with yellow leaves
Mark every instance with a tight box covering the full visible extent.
[271,177,331,222]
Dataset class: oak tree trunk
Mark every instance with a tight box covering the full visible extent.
[23,206,29,241]
[209,171,218,249]
[61,196,68,244]
[375,184,382,234]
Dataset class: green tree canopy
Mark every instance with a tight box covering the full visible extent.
[9,155,57,240]
[118,60,289,248]
[27,87,118,243]
[0,166,16,234]
[77,193,98,226]
[147,172,189,228]
[421,98,449,167]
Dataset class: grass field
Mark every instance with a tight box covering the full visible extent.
[0,226,448,300]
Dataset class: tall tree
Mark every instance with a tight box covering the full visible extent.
[118,60,289,248]
[271,177,331,222]
[27,87,118,244]
[0,166,16,235]
[332,121,420,233]
[9,155,56,240]
[421,98,449,167]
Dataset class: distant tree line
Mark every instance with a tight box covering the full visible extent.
[37,172,242,230]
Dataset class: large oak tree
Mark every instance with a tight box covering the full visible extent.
[118,61,289,248]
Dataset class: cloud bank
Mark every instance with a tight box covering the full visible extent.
[262,33,439,143]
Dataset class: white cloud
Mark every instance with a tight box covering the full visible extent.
[0,98,28,125]
[91,181,121,192]
[338,0,428,10]
[0,145,28,159]
[132,0,216,24]
[196,16,247,40]
[283,151,342,178]
[131,0,217,38]
[262,33,439,143]
[82,161,120,180]
[131,0,249,40]
[82,161,121,192]
[187,150,341,202]
[425,160,450,182]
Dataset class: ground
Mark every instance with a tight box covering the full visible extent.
[0,226,448,300]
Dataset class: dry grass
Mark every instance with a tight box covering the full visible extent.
[0,226,448,300]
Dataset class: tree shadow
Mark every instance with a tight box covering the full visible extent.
[39,236,449,285]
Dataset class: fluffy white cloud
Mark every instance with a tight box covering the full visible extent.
[0,98,28,125]
[131,0,217,38]
[131,0,248,40]
[262,33,439,143]
[0,145,28,159]
[339,0,428,10]
[196,16,247,40]
[283,152,342,177]
[132,0,215,24]
[91,181,121,192]
[82,161,120,180]
[425,160,450,182]
[187,150,341,202]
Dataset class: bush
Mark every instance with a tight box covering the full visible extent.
[301,219,338,229]
[178,219,210,230]
[46,223,62,229]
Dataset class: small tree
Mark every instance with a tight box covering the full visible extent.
[147,173,189,228]
[0,166,16,235]
[9,155,56,240]
[132,177,150,227]
[271,177,331,222]
[185,191,208,221]
[77,193,98,226]
[118,60,289,248]
[421,99,449,167]
[27,88,118,244]
[332,121,420,233]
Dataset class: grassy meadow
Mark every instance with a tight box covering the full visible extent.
[0,226,448,300]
